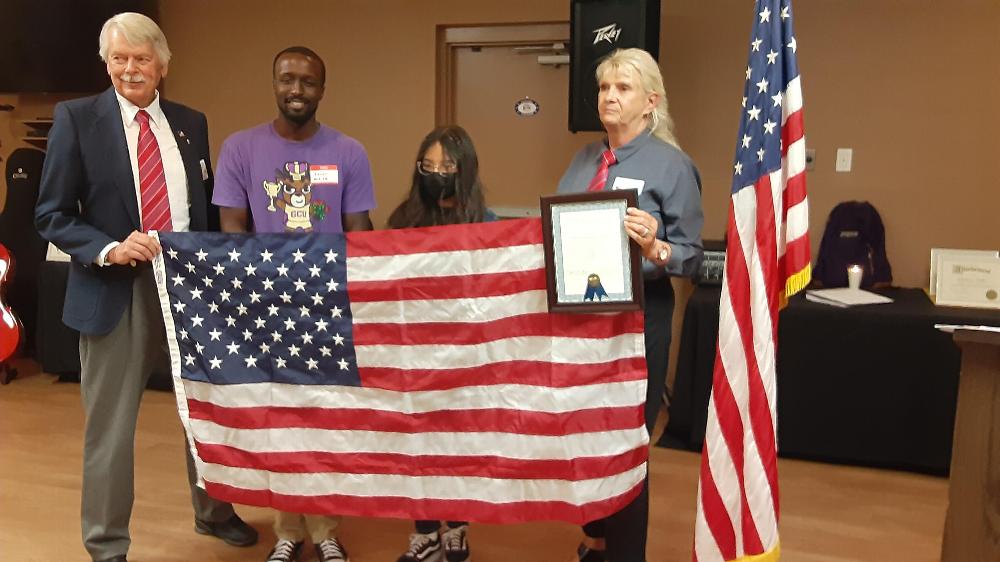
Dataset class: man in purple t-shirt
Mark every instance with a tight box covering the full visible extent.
[212,46,373,562]
[214,48,375,236]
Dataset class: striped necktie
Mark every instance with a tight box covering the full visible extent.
[586,149,617,192]
[136,109,172,232]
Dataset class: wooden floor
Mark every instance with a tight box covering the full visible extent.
[0,358,948,562]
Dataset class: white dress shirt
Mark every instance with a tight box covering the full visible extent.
[99,91,191,264]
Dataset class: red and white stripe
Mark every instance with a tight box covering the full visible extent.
[694,74,809,562]
[178,218,649,524]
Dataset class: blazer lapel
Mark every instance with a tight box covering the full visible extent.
[95,88,141,229]
[160,101,207,230]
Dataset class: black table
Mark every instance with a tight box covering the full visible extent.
[36,260,82,376]
[660,286,1000,474]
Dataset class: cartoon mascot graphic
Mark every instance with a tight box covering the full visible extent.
[263,161,315,232]
[583,273,609,301]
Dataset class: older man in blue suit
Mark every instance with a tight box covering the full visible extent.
[35,12,257,562]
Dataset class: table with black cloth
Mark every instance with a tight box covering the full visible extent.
[660,285,1000,474]
[36,260,82,376]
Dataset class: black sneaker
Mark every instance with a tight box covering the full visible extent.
[265,539,303,562]
[315,537,350,562]
[397,531,443,562]
[442,525,470,562]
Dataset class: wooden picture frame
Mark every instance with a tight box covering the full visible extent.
[540,189,644,313]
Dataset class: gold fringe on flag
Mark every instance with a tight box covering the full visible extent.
[779,263,812,308]
[731,543,781,562]
[784,263,812,297]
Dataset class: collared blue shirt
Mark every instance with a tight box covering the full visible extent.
[557,131,705,278]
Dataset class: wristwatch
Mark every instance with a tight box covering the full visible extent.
[657,244,670,262]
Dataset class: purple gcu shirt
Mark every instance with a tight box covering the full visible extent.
[213,123,376,233]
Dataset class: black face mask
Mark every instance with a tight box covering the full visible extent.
[419,173,457,203]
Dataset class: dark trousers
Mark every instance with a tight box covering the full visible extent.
[582,278,674,562]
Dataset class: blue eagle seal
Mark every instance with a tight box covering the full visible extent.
[583,273,609,301]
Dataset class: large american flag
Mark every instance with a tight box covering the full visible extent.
[693,1,810,561]
[153,218,649,524]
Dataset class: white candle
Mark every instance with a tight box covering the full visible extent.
[847,265,863,289]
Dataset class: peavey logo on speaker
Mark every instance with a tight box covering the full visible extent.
[11,167,28,180]
[592,23,622,45]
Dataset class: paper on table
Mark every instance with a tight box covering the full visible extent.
[934,324,1000,334]
[805,288,894,307]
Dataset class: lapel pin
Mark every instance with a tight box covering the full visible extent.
[178,130,190,144]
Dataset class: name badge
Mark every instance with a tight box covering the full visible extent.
[611,176,645,194]
[199,159,209,181]
[310,165,339,185]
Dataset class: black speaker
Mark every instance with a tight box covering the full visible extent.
[695,239,727,286]
[569,0,661,132]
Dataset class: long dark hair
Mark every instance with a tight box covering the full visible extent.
[387,125,487,228]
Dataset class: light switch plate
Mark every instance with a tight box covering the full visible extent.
[836,148,853,172]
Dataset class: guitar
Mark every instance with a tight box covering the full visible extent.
[0,242,23,383]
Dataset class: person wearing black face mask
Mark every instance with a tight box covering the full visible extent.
[418,169,457,204]
[386,125,494,562]
[388,125,493,229]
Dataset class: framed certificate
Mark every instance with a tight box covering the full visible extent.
[929,248,999,296]
[935,255,1000,309]
[540,189,644,313]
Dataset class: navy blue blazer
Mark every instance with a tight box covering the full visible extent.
[35,88,218,336]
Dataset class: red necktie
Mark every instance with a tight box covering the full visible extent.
[136,110,172,232]
[586,149,617,192]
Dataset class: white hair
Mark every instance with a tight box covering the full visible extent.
[596,48,679,148]
[98,12,171,65]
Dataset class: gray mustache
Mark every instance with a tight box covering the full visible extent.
[120,72,145,84]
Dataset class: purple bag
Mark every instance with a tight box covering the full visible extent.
[813,201,892,289]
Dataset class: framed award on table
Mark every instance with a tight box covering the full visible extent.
[935,254,1000,309]
[929,248,999,297]
[540,189,644,313]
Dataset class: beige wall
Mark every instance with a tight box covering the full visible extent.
[3,1,997,289]
[663,0,1000,288]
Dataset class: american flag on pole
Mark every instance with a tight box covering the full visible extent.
[153,218,649,524]
[693,1,809,561]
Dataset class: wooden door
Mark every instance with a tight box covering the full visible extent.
[439,24,604,214]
